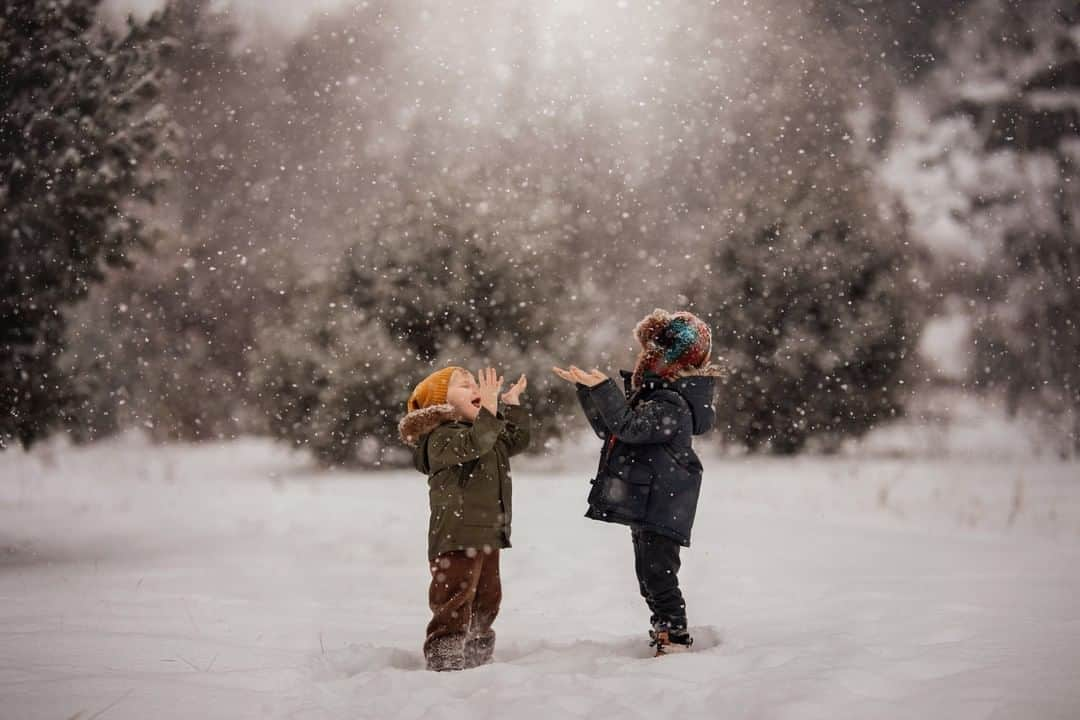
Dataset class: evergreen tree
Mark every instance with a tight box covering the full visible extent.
[61,0,293,442]
[251,184,585,466]
[884,0,1080,451]
[0,0,174,448]
[689,167,916,454]
[249,283,414,466]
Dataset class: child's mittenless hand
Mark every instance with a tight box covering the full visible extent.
[552,365,608,387]
[501,374,527,405]
[477,367,503,416]
[572,366,609,387]
[551,366,576,384]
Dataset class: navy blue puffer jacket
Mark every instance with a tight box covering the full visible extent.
[577,369,716,546]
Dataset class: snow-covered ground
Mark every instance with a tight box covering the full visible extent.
[2,433,1078,720]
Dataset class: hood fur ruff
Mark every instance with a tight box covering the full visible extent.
[398,403,459,446]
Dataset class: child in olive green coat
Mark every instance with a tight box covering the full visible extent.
[398,366,530,671]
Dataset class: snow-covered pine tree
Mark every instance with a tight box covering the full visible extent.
[250,183,585,466]
[651,3,921,454]
[60,0,287,442]
[689,165,916,454]
[884,0,1080,452]
[951,1,1079,451]
[0,0,174,449]
[248,282,414,466]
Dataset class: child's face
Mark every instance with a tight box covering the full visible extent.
[446,370,483,421]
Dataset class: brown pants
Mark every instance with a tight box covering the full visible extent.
[424,548,501,670]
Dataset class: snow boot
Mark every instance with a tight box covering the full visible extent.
[650,629,693,657]
[464,632,495,669]
[425,634,466,672]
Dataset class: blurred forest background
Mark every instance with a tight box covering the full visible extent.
[2,0,1078,465]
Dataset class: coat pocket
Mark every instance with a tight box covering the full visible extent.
[588,462,654,522]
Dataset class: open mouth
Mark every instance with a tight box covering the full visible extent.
[471,398,482,408]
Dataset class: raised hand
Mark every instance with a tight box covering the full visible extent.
[573,366,608,387]
[477,367,503,416]
[552,365,608,387]
[502,373,527,405]
[551,366,576,384]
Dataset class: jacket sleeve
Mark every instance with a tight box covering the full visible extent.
[499,404,532,457]
[584,379,682,445]
[426,407,506,472]
[576,383,610,439]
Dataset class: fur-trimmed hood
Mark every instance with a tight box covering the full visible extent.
[398,403,459,446]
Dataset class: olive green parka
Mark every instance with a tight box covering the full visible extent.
[399,403,531,560]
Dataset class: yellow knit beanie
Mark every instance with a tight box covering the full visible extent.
[407,366,464,412]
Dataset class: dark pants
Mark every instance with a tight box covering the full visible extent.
[631,527,687,632]
[424,548,501,670]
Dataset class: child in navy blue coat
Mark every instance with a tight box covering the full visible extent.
[554,309,718,655]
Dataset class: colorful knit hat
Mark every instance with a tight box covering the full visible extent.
[631,309,712,388]
[407,366,465,412]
